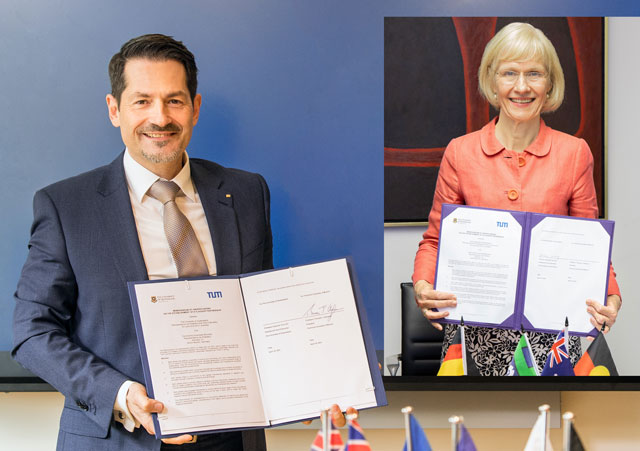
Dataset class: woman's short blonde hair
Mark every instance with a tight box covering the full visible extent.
[478,22,565,113]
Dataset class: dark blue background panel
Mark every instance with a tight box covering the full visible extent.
[2,0,640,356]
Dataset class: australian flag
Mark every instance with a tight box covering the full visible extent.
[541,327,575,376]
[344,418,371,451]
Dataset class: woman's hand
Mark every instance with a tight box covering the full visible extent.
[413,280,457,330]
[586,294,621,334]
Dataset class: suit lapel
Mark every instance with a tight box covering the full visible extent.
[96,152,149,284]
[191,161,242,276]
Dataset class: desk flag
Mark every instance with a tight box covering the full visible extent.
[574,330,618,376]
[457,424,477,451]
[310,421,343,451]
[541,326,574,376]
[344,418,371,451]
[524,405,553,451]
[563,413,585,451]
[562,412,584,451]
[437,323,479,376]
[566,421,585,451]
[508,332,539,376]
[402,412,432,451]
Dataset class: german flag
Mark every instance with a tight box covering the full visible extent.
[437,325,479,376]
[574,331,618,376]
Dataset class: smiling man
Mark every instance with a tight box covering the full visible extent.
[12,34,276,451]
[106,56,202,180]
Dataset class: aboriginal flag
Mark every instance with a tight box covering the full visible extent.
[437,325,479,376]
[574,331,618,376]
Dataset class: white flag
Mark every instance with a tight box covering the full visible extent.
[524,413,553,451]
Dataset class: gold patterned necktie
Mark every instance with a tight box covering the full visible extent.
[147,180,209,278]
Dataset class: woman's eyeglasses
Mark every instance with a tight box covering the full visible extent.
[496,70,547,84]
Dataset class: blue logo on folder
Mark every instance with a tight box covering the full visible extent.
[207,291,223,299]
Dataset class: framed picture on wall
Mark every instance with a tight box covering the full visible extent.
[384,17,605,223]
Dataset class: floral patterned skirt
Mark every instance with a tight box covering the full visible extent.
[441,324,582,376]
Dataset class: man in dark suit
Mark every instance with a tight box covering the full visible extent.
[12,34,348,451]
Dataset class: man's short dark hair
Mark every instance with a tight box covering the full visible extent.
[108,34,198,105]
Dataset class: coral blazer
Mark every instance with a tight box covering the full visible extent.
[413,118,620,297]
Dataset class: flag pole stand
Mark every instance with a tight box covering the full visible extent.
[321,409,330,451]
[562,412,574,451]
[539,404,550,451]
[401,406,413,451]
[449,415,462,451]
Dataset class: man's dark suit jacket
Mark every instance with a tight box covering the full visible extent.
[12,153,272,451]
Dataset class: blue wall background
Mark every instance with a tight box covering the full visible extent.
[2,1,639,354]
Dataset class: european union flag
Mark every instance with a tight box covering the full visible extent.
[403,413,432,451]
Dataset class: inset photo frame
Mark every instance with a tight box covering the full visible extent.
[384,17,605,223]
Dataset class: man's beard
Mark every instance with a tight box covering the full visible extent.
[141,143,183,164]
[138,123,184,164]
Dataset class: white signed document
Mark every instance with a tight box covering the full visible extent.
[241,259,377,423]
[434,205,613,335]
[129,258,380,437]
[132,278,268,436]
[435,206,523,325]
[523,216,611,334]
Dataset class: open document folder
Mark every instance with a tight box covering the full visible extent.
[434,204,614,337]
[128,257,386,438]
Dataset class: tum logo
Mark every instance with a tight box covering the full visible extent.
[207,291,223,299]
[496,221,508,228]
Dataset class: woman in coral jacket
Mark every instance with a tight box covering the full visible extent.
[413,22,621,375]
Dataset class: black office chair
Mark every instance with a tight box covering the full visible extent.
[400,282,445,375]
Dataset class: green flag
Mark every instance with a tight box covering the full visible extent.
[508,333,539,376]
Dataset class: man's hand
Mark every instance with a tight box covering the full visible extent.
[126,382,195,445]
[302,404,359,427]
[413,280,457,331]
[586,294,621,334]
[330,405,358,428]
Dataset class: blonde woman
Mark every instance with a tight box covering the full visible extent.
[413,22,621,376]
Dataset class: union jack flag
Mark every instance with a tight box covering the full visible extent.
[344,418,371,451]
[541,326,575,376]
[310,420,344,451]
[548,336,569,367]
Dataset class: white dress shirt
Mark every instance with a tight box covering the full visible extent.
[114,149,217,431]
[123,149,217,279]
